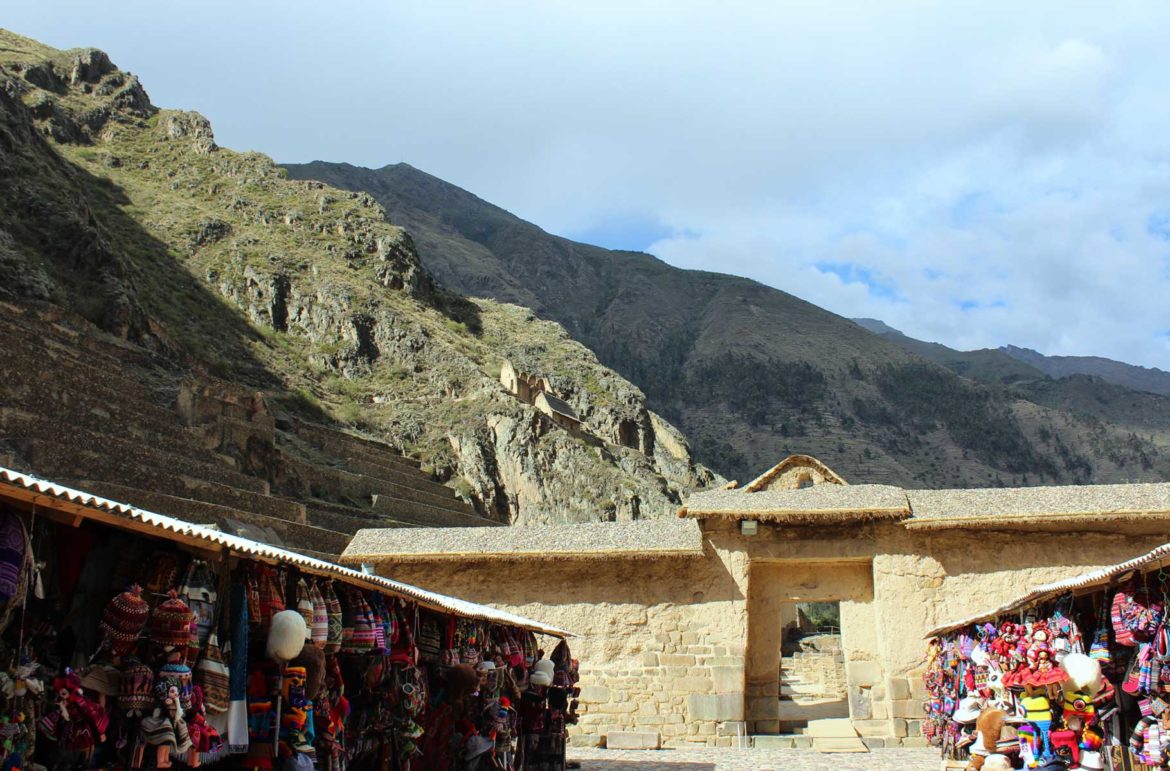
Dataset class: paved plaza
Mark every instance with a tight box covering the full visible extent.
[568,746,941,770]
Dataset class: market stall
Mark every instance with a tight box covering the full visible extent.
[0,467,578,771]
[924,542,1170,771]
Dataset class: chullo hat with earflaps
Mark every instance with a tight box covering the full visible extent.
[99,585,151,655]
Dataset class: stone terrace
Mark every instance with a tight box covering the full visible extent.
[0,301,497,558]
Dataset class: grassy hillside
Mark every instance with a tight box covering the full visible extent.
[284,162,1170,487]
[0,29,714,524]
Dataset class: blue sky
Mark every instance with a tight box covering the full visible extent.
[7,1,1170,368]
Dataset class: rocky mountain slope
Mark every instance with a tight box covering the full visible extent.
[1000,345,1170,397]
[283,162,1170,488]
[0,29,715,526]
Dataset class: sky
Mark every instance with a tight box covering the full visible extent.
[8,1,1170,369]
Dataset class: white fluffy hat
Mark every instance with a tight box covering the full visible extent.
[1062,653,1103,695]
[267,610,309,662]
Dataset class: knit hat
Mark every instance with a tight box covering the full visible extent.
[295,579,314,640]
[152,590,196,655]
[79,663,122,698]
[99,585,150,655]
[309,581,328,650]
[119,658,155,716]
[340,589,376,653]
[322,580,343,654]
[0,512,25,601]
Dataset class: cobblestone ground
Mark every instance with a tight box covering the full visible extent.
[569,746,940,770]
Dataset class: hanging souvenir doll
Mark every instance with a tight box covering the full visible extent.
[38,671,110,764]
[135,682,191,769]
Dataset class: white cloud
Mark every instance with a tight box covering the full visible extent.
[7,0,1170,367]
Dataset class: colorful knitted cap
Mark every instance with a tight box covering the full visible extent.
[99,585,150,654]
[119,658,155,713]
[151,590,196,650]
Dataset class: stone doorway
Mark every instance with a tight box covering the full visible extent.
[777,602,848,732]
[746,560,875,736]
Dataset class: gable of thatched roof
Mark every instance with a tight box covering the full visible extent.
[903,483,1170,531]
[744,454,847,492]
[535,391,580,422]
[679,484,910,524]
[341,518,705,563]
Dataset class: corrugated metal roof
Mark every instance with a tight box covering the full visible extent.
[926,541,1170,637]
[0,466,571,638]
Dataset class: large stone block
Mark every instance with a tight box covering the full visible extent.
[659,654,697,667]
[686,693,744,721]
[753,735,794,749]
[852,719,889,738]
[846,660,882,686]
[711,666,744,694]
[892,699,926,719]
[605,731,661,750]
[849,686,872,720]
[892,718,908,738]
[746,697,780,720]
[579,685,610,703]
[886,677,910,701]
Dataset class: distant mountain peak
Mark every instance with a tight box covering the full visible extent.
[852,318,904,336]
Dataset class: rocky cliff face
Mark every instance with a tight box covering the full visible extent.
[0,29,717,525]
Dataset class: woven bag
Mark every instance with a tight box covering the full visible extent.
[196,632,231,714]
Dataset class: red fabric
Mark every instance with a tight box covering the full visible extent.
[54,523,95,598]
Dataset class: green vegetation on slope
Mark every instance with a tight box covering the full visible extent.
[0,28,713,524]
[283,161,1170,487]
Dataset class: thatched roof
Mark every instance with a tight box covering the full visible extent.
[903,483,1170,531]
[341,518,705,563]
[927,540,1170,637]
[743,454,847,491]
[679,484,910,524]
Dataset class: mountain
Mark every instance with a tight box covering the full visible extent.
[282,162,1170,487]
[1000,345,1170,397]
[0,29,715,527]
[851,319,1049,386]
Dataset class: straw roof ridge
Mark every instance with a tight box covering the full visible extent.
[681,483,910,522]
[743,454,847,492]
[905,482,1170,526]
[341,518,705,563]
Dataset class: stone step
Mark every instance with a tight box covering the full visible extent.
[279,455,477,516]
[304,500,417,534]
[339,455,466,500]
[2,325,172,406]
[13,440,311,526]
[288,419,422,472]
[0,406,205,462]
[370,494,499,528]
[78,481,349,556]
[14,427,268,495]
[0,301,171,370]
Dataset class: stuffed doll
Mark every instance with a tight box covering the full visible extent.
[38,671,110,761]
[1021,684,1054,761]
[1062,653,1103,731]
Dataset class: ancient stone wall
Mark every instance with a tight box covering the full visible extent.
[374,520,1157,746]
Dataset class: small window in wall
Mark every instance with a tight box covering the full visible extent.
[796,472,815,489]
